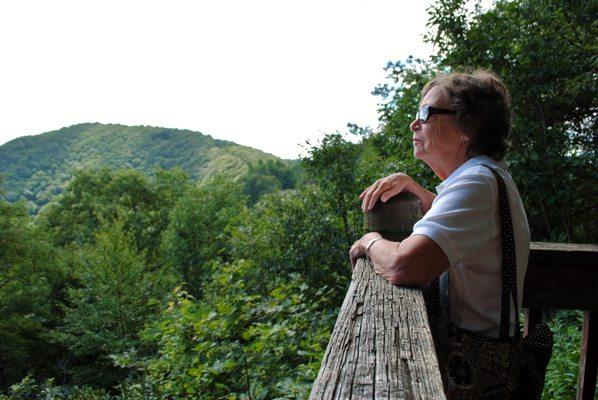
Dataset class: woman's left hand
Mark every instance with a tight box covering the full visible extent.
[349,232,383,270]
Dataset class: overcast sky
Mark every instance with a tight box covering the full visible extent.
[0,0,435,159]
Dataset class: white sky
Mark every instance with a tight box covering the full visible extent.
[0,0,434,159]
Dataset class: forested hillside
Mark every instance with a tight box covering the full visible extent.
[0,123,297,213]
[0,0,596,399]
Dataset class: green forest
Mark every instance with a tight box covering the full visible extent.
[1,0,596,399]
[0,123,294,214]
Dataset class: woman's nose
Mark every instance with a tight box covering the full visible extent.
[410,118,420,132]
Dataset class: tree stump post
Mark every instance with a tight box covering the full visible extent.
[309,192,445,399]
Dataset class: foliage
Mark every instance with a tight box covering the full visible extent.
[49,221,176,387]
[424,0,597,242]
[136,184,351,398]
[0,194,64,389]
[39,167,189,267]
[242,159,299,204]
[230,187,351,296]
[542,310,584,400]
[302,133,363,248]
[140,261,336,399]
[0,123,291,213]
[160,175,247,297]
[0,374,159,400]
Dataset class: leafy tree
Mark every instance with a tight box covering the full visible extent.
[139,184,352,398]
[0,374,160,399]
[160,176,247,297]
[368,58,439,188]
[242,159,298,203]
[301,133,363,248]
[543,311,584,399]
[141,260,336,399]
[425,0,597,242]
[230,187,350,296]
[49,221,176,387]
[39,168,189,267]
[0,190,63,390]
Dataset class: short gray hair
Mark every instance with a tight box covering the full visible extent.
[422,70,512,160]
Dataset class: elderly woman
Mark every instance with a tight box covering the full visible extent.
[349,70,534,397]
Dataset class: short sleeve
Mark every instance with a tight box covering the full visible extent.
[411,173,497,267]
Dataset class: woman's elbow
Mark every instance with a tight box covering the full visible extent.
[388,272,403,286]
[388,256,434,286]
[389,270,429,286]
[386,235,448,286]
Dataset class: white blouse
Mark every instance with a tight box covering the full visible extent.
[411,155,530,337]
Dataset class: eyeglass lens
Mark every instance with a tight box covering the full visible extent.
[417,106,429,122]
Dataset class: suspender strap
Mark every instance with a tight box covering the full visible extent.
[429,164,522,339]
[481,164,521,339]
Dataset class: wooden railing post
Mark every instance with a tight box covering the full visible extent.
[577,310,598,400]
[523,242,598,400]
[309,192,445,399]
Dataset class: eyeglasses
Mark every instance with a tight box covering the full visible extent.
[416,105,457,123]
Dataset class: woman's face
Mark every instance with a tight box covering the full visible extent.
[409,86,465,166]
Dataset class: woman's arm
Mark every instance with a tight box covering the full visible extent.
[349,232,448,286]
[359,173,436,215]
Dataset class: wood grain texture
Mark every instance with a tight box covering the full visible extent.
[364,192,421,242]
[309,258,445,400]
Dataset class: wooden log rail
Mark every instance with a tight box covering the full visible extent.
[310,193,598,399]
[308,257,445,399]
[309,193,445,399]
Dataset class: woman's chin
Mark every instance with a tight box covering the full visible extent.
[413,148,424,160]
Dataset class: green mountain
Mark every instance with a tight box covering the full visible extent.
[0,123,293,213]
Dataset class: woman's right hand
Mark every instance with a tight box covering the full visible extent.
[359,173,414,212]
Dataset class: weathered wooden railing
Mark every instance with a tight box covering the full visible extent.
[309,194,598,400]
[523,242,598,400]
[309,193,446,399]
[308,257,444,399]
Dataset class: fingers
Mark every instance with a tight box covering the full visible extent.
[362,191,376,211]
[361,189,373,212]
[359,179,380,201]
[360,181,378,211]
[349,240,364,269]
[366,185,387,211]
[380,183,404,203]
[358,186,370,200]
[350,251,358,270]
[363,179,389,211]
[360,174,410,212]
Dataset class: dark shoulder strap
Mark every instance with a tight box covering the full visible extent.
[428,164,522,339]
[480,163,521,339]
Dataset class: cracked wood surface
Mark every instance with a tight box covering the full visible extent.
[309,257,445,400]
